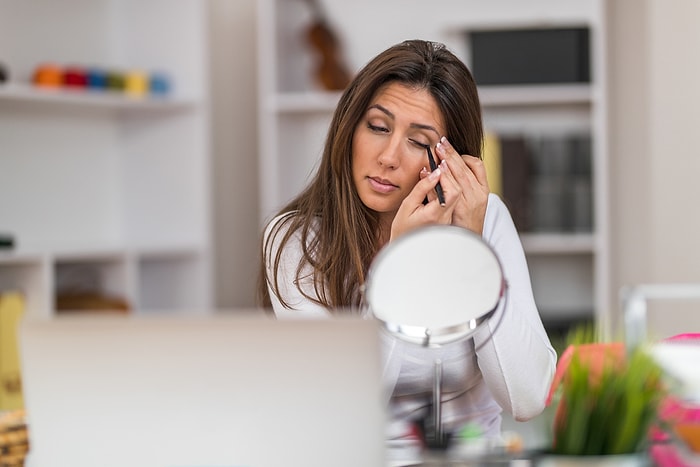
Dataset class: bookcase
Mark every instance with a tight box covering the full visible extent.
[0,0,212,318]
[257,0,610,330]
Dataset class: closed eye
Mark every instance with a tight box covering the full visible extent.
[367,123,389,133]
[408,138,429,150]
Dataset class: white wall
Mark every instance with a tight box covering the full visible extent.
[608,0,700,337]
[209,0,260,308]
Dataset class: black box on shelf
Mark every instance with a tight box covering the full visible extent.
[469,27,590,85]
[0,233,14,249]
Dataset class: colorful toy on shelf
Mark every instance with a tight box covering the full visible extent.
[30,63,172,98]
[32,64,63,88]
[105,71,125,91]
[124,70,148,97]
[85,68,107,90]
[63,66,88,87]
[149,72,171,96]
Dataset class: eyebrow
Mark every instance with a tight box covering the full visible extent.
[368,104,440,137]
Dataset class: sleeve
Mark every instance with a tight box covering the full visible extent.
[473,194,557,421]
[263,215,331,319]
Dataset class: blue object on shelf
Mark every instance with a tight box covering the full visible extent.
[86,68,107,90]
[149,72,171,96]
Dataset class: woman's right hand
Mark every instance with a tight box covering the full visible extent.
[389,165,458,241]
[434,137,490,235]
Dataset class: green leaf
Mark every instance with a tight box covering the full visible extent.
[547,326,666,456]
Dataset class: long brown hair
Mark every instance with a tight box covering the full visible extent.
[257,40,484,311]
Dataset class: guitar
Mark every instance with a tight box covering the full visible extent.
[303,0,352,91]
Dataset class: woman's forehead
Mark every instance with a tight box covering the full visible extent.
[368,82,445,131]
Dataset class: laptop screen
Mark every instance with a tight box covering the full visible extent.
[19,312,386,467]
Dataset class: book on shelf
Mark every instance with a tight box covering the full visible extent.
[483,131,502,198]
[0,292,25,411]
[495,133,593,234]
[499,135,533,233]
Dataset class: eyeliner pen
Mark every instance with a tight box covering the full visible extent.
[425,144,446,206]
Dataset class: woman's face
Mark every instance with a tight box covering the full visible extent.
[352,82,446,225]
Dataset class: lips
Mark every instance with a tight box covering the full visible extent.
[367,176,398,194]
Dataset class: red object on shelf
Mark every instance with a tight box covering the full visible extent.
[63,67,88,87]
[33,64,63,87]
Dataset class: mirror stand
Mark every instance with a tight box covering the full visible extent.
[427,358,447,449]
[365,225,507,451]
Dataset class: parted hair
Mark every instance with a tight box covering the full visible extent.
[257,39,484,311]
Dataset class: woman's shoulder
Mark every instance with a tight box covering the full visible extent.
[264,210,301,236]
[263,211,320,245]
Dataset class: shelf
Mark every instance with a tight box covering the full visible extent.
[479,84,592,107]
[442,18,594,35]
[520,233,595,255]
[0,82,197,112]
[0,244,202,263]
[266,85,591,113]
[0,0,212,317]
[0,251,47,265]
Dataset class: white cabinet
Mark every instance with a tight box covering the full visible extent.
[257,0,609,329]
[0,0,212,318]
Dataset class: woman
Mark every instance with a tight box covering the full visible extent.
[258,40,556,441]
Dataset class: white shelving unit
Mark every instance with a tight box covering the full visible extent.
[257,0,609,329]
[0,0,212,318]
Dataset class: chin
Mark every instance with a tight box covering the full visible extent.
[362,198,398,215]
[357,187,402,214]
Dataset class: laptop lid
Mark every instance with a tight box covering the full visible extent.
[19,312,386,467]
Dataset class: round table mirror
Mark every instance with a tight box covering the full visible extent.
[365,224,506,347]
[363,225,507,449]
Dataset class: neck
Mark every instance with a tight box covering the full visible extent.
[377,214,394,249]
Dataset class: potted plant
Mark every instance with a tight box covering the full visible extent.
[542,327,667,466]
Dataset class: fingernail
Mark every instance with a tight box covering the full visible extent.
[440,159,448,170]
[428,167,441,180]
[435,142,444,155]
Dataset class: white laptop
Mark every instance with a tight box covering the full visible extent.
[19,312,386,467]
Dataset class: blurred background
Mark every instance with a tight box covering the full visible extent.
[1,0,700,349]
[3,2,700,461]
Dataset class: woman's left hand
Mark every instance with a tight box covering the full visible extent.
[434,137,489,234]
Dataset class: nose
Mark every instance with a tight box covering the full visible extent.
[377,136,401,169]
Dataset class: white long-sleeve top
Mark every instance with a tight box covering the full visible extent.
[264,194,556,439]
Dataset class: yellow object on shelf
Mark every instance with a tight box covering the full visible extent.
[0,292,25,411]
[483,131,502,198]
[124,70,149,98]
